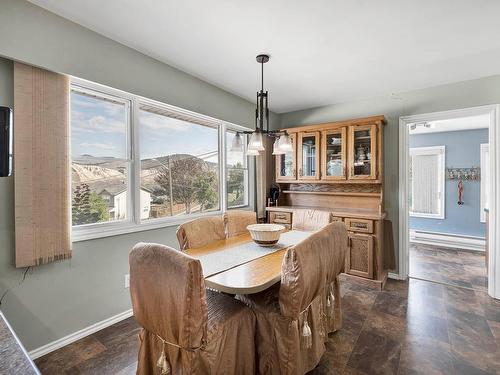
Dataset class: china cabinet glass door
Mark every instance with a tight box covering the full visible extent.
[298,131,320,180]
[348,125,377,179]
[321,128,346,180]
[276,133,297,181]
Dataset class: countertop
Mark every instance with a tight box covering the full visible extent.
[0,311,39,374]
[266,205,386,220]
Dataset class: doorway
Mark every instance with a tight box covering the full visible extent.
[399,106,500,299]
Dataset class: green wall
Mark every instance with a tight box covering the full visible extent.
[0,0,272,352]
[279,74,500,273]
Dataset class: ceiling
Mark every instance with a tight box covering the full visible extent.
[28,0,500,113]
[409,114,490,135]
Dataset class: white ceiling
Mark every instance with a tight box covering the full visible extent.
[409,114,490,135]
[29,0,500,113]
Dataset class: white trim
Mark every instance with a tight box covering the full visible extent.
[399,105,500,300]
[388,272,405,280]
[72,210,223,242]
[409,145,446,219]
[481,143,489,223]
[409,230,485,252]
[29,309,133,360]
[70,77,252,242]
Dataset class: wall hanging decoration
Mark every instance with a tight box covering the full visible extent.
[457,179,464,205]
[446,167,480,181]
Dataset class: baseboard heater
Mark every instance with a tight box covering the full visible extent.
[409,230,485,252]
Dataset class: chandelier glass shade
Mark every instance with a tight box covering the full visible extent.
[230,132,243,152]
[248,130,265,151]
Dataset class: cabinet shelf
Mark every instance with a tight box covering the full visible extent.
[282,190,381,197]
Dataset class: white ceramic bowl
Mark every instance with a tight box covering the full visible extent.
[247,223,285,247]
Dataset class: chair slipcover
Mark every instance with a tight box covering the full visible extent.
[176,216,226,250]
[238,222,348,375]
[130,242,256,374]
[224,210,257,237]
[291,209,331,232]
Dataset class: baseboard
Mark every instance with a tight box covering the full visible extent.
[388,272,404,280]
[29,309,133,360]
[409,230,485,252]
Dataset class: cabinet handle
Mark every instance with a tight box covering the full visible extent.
[292,168,296,177]
[299,168,303,177]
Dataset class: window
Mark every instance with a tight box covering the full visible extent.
[481,143,489,223]
[70,87,131,226]
[70,79,251,241]
[139,105,220,219]
[409,146,445,219]
[226,131,248,208]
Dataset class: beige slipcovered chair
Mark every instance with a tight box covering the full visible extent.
[130,242,256,375]
[291,209,331,232]
[238,222,348,375]
[224,210,257,237]
[176,216,226,251]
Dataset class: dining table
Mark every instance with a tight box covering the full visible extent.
[185,230,312,294]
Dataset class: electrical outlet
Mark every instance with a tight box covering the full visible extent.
[124,274,130,288]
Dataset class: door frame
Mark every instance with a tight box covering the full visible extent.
[398,105,500,299]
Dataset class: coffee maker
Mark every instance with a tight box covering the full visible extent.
[268,183,280,207]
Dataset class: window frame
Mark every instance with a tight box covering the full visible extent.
[70,77,253,242]
[409,145,446,219]
[225,130,249,209]
[481,143,489,223]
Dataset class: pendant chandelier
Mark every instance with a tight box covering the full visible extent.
[231,54,292,156]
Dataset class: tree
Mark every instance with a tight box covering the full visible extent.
[194,170,218,211]
[154,156,218,214]
[72,183,110,225]
[227,162,245,206]
[89,192,111,222]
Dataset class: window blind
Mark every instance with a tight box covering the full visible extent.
[411,153,440,215]
[14,62,72,267]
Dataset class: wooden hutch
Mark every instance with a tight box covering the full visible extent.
[267,115,388,289]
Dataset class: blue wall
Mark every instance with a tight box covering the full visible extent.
[409,129,488,238]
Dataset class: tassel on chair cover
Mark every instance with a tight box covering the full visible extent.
[157,339,171,375]
[301,308,312,349]
[326,284,335,319]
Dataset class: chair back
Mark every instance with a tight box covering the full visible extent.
[224,210,257,237]
[279,222,348,318]
[292,209,331,231]
[176,216,226,250]
[129,242,207,350]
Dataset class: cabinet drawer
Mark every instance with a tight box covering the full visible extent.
[345,233,374,279]
[345,218,373,233]
[269,211,292,224]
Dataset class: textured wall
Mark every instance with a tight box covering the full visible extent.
[409,129,488,237]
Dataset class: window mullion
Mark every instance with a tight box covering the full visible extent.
[132,99,141,224]
[221,123,227,212]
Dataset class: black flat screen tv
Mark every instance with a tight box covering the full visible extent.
[0,106,12,177]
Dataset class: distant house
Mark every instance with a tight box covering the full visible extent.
[95,182,152,220]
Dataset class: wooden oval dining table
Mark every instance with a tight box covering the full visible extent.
[185,230,312,294]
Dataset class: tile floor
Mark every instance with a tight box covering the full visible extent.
[409,243,488,291]
[35,276,500,375]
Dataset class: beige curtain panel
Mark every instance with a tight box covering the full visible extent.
[14,62,72,267]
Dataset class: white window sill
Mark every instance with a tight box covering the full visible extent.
[409,212,445,220]
[72,210,224,242]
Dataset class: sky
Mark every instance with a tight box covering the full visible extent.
[71,91,245,166]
